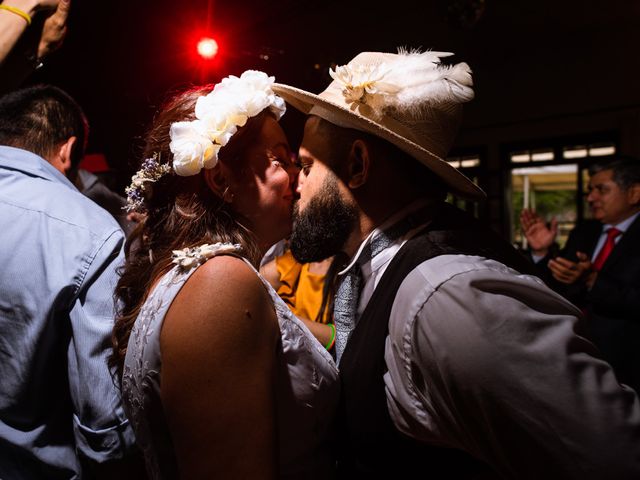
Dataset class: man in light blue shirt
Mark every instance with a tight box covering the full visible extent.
[0,85,139,478]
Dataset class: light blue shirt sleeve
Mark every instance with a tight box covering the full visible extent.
[67,228,136,462]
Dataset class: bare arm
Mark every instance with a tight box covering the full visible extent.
[0,0,58,64]
[161,256,280,479]
[300,318,334,348]
[259,257,283,291]
[37,0,69,59]
[0,0,69,93]
[261,258,335,347]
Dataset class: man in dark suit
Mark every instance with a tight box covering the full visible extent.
[521,156,640,392]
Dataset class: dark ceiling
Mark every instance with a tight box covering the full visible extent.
[21,0,640,185]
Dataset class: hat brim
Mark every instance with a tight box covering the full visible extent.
[273,83,486,200]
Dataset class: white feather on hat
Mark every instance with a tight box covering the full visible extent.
[333,49,474,119]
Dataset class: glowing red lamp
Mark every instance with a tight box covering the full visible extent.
[197,37,219,60]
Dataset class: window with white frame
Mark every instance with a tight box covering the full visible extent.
[508,139,616,249]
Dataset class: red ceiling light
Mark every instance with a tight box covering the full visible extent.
[197,37,218,60]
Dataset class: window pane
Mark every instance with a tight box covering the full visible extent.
[531,149,554,162]
[460,157,480,168]
[589,145,616,156]
[563,146,588,159]
[511,151,531,163]
[512,164,578,249]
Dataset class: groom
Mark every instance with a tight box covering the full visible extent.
[275,50,640,478]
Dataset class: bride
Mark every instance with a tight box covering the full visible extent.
[110,71,339,479]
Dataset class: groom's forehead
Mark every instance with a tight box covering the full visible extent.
[302,115,334,145]
[299,129,345,177]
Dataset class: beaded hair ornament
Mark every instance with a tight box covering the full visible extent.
[124,70,286,213]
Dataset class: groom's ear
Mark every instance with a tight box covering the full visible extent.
[346,139,370,189]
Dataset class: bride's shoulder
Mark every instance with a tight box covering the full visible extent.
[161,251,278,366]
[186,254,267,307]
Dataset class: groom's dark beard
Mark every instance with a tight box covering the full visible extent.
[290,176,357,264]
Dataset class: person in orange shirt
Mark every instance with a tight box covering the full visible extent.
[261,243,338,352]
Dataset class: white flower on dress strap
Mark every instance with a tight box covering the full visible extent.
[329,63,392,104]
[171,242,242,270]
[169,70,286,177]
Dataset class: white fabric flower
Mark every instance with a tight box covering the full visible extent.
[169,120,219,176]
[172,243,242,270]
[330,63,391,103]
[170,70,286,177]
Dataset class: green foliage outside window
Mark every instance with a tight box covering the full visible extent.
[513,190,576,248]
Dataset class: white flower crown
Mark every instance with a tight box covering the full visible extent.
[169,70,286,176]
[123,70,285,212]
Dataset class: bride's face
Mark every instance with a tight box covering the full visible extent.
[230,116,298,249]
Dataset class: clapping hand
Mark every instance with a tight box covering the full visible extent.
[548,251,593,285]
[520,208,558,256]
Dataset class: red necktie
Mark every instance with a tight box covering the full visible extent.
[592,227,621,271]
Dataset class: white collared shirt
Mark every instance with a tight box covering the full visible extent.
[337,199,433,319]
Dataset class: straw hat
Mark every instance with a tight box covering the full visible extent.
[273,49,485,199]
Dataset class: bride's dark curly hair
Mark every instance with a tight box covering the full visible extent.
[110,85,274,378]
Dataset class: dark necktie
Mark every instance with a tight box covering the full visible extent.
[592,227,621,271]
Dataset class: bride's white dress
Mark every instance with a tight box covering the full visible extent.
[122,247,339,479]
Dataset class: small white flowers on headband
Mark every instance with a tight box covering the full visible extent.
[124,154,171,212]
[169,70,286,177]
[171,242,242,270]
